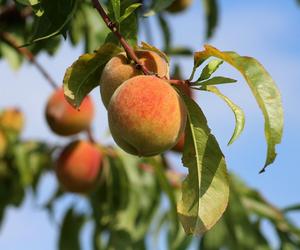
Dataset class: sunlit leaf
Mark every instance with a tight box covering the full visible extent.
[198,59,223,81]
[119,3,142,23]
[63,43,122,108]
[200,86,245,145]
[177,93,229,235]
[194,45,284,172]
[192,76,237,86]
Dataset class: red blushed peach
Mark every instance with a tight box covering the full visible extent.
[108,75,187,156]
[55,140,102,193]
[100,50,169,108]
[45,88,94,136]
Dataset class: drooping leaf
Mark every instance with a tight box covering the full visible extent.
[177,93,229,235]
[202,0,219,39]
[200,85,245,145]
[31,0,78,42]
[157,14,171,51]
[63,43,122,108]
[194,45,284,172]
[58,208,85,250]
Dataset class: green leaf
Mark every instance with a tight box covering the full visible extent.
[58,208,85,250]
[202,0,219,39]
[194,45,284,172]
[144,0,175,16]
[177,93,229,235]
[200,85,245,145]
[192,76,237,86]
[119,3,142,23]
[199,59,223,81]
[157,14,171,51]
[139,41,169,64]
[111,0,121,22]
[0,42,23,70]
[31,0,78,42]
[63,43,122,108]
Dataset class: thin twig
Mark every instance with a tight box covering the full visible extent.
[90,0,191,86]
[86,127,96,144]
[0,31,58,90]
[91,0,153,75]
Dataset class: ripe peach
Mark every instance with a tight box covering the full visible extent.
[45,88,94,136]
[0,130,6,157]
[108,75,187,156]
[167,0,192,13]
[0,108,24,134]
[55,140,102,193]
[100,50,169,108]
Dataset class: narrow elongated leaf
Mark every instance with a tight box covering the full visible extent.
[119,3,142,23]
[177,93,229,235]
[63,43,122,108]
[59,208,85,250]
[192,76,237,86]
[201,85,245,145]
[157,14,171,51]
[199,59,223,81]
[194,45,283,172]
[202,0,219,39]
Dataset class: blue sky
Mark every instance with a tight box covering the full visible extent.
[1,0,300,249]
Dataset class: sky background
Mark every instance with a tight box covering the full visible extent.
[1,0,300,249]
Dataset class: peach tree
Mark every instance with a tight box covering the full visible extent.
[0,0,299,249]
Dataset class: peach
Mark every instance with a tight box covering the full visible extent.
[167,0,192,13]
[100,50,169,108]
[45,88,94,136]
[0,108,24,134]
[108,75,187,156]
[55,140,102,193]
[0,130,6,157]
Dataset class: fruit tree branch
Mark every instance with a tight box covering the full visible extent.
[91,0,152,75]
[91,0,190,86]
[0,31,58,90]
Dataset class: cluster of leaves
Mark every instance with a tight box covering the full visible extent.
[1,117,299,249]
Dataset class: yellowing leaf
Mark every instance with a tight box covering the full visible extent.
[201,85,245,145]
[194,45,283,172]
